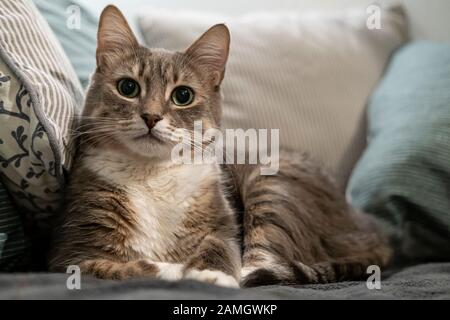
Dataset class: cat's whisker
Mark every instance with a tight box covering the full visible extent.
[155,126,224,152]
[76,120,133,127]
[66,115,130,121]
[68,127,119,138]
[79,132,115,153]
[69,124,121,134]
[70,124,119,132]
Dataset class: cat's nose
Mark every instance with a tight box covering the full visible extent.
[141,113,163,130]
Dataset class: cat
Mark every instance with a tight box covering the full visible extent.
[49,5,391,288]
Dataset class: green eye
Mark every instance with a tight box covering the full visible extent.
[171,86,195,106]
[117,78,140,98]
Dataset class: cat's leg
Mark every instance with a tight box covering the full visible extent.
[78,259,184,281]
[183,235,241,288]
[242,256,383,287]
[240,236,317,287]
[234,154,391,287]
[309,256,377,283]
[239,202,389,286]
[237,164,323,286]
[240,239,379,286]
[240,215,390,286]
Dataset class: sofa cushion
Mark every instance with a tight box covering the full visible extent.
[137,7,408,188]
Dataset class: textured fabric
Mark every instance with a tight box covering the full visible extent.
[0,0,84,235]
[347,42,450,262]
[0,181,28,271]
[0,57,60,234]
[137,8,408,188]
[0,233,5,258]
[0,0,84,173]
[1,263,450,299]
[33,0,97,88]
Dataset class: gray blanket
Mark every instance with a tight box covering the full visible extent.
[1,263,449,299]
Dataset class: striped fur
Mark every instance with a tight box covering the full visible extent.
[49,6,391,288]
[49,6,240,288]
[226,152,391,287]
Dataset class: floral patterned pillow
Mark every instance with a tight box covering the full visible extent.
[0,0,84,249]
[0,59,61,231]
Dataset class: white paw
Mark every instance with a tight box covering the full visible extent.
[184,269,239,288]
[156,262,184,281]
[241,266,258,279]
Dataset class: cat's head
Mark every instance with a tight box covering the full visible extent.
[81,5,230,160]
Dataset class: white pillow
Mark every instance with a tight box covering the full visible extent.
[137,7,408,188]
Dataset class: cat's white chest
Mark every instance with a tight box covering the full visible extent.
[124,164,216,260]
[126,178,189,257]
[87,153,218,261]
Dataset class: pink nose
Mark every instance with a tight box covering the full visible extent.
[141,113,163,130]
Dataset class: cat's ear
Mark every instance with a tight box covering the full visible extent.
[96,5,139,67]
[185,24,230,86]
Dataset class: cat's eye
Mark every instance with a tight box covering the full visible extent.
[171,86,195,106]
[117,78,140,98]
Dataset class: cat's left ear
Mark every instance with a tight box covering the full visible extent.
[185,24,230,86]
[96,5,139,68]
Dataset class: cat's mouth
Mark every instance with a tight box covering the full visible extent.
[134,131,165,144]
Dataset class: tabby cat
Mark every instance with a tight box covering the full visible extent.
[49,5,391,288]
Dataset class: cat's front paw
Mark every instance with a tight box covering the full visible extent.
[184,269,239,288]
[155,262,184,281]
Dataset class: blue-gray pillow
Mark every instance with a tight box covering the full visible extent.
[33,0,97,87]
[348,41,450,263]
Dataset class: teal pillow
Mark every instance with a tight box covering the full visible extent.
[0,181,29,271]
[348,41,450,263]
[33,0,97,87]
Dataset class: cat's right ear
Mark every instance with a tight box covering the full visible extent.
[185,24,230,86]
[96,5,139,68]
